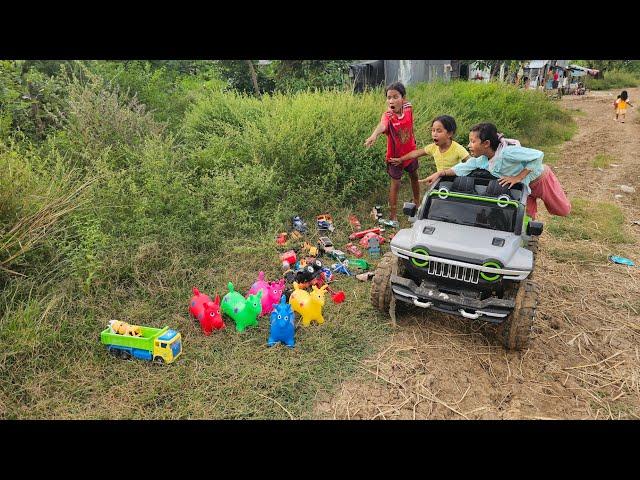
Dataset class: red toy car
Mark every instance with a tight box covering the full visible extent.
[349,227,382,241]
[359,232,385,248]
[345,242,363,258]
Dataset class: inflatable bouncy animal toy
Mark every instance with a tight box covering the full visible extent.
[247,271,286,317]
[268,295,295,348]
[222,282,263,332]
[189,287,225,335]
[109,320,142,337]
[289,282,328,327]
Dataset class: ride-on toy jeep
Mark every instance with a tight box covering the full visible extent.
[371,171,543,350]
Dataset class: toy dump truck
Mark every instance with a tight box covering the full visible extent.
[100,325,182,364]
[371,173,543,350]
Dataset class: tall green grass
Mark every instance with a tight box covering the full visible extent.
[585,70,640,90]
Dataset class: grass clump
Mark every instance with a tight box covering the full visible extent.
[547,198,629,244]
[547,245,609,265]
[592,153,615,169]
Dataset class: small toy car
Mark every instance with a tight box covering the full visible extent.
[348,214,361,231]
[318,236,334,254]
[371,205,383,221]
[329,249,347,262]
[302,241,319,257]
[331,262,351,276]
[349,227,383,241]
[280,250,297,266]
[292,215,308,233]
[317,214,335,232]
[345,242,363,258]
[347,258,370,271]
[378,218,400,228]
[359,231,386,248]
[276,232,288,246]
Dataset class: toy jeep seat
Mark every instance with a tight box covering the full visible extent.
[451,176,475,193]
[486,179,510,197]
[437,175,524,202]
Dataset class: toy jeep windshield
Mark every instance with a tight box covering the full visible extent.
[371,172,543,350]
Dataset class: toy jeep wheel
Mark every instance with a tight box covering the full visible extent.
[154,356,165,364]
[371,252,398,312]
[525,235,539,278]
[371,252,396,312]
[496,280,538,350]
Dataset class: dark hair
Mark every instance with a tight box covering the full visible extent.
[431,115,457,134]
[470,122,500,151]
[385,82,406,97]
[621,90,628,100]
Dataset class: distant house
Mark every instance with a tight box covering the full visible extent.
[349,60,453,92]
[522,60,571,90]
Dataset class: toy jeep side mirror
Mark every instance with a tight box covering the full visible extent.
[403,202,417,218]
[527,221,544,236]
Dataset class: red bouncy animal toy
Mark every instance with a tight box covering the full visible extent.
[189,287,225,335]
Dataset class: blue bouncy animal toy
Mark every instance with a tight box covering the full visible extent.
[268,295,295,348]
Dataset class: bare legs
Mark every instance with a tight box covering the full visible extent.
[389,171,421,221]
[389,178,401,221]
[409,169,420,206]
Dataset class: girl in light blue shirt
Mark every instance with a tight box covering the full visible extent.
[423,123,571,219]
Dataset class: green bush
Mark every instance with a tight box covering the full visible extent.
[585,70,640,90]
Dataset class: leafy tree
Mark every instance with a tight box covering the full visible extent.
[214,60,275,95]
[267,60,352,92]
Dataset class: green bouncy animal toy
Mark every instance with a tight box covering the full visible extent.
[222,282,263,332]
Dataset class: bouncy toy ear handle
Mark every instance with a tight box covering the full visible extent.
[193,287,201,296]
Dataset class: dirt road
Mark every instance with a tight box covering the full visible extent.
[315,88,640,420]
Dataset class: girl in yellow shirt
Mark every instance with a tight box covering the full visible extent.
[616,90,634,123]
[390,115,470,183]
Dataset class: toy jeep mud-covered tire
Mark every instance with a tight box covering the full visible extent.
[371,252,408,313]
[495,280,538,350]
[371,252,397,312]
[526,235,539,258]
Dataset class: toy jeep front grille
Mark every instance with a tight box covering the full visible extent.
[427,257,481,284]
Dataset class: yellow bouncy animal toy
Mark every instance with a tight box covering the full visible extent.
[108,320,142,337]
[288,282,328,327]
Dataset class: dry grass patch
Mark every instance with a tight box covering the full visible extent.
[547,198,630,244]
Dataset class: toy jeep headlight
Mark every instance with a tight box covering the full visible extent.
[480,260,502,282]
[410,247,429,268]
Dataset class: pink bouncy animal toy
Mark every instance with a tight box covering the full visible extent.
[247,271,286,317]
[289,282,329,327]
[189,287,225,335]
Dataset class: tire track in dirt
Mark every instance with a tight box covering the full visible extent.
[315,88,640,420]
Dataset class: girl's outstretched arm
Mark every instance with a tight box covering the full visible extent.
[389,148,426,165]
[420,168,456,185]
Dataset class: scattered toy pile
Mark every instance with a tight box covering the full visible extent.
[102,206,400,361]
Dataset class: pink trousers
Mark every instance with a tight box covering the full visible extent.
[526,165,571,219]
